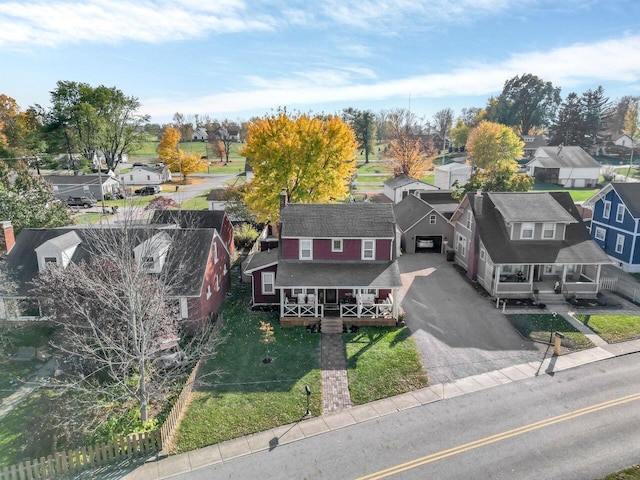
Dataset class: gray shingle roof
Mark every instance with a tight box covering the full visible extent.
[394,195,432,231]
[471,191,610,265]
[243,249,278,273]
[275,260,402,288]
[1,226,214,297]
[383,174,431,190]
[488,192,577,223]
[611,183,640,218]
[529,146,600,168]
[44,174,112,186]
[280,203,396,238]
[151,210,227,232]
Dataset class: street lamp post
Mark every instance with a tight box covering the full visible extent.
[549,311,557,344]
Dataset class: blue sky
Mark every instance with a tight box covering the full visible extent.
[1,0,640,124]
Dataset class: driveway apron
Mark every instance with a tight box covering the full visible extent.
[398,253,548,384]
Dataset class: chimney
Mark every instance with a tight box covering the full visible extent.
[0,221,15,255]
[279,188,288,212]
[473,190,483,216]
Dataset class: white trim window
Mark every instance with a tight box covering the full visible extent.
[594,227,606,241]
[615,234,625,254]
[206,284,212,300]
[480,248,485,261]
[616,204,625,223]
[521,222,534,239]
[214,242,218,263]
[465,211,472,230]
[455,233,467,257]
[299,239,313,260]
[331,238,343,252]
[603,200,611,219]
[542,223,555,239]
[262,271,275,295]
[215,275,220,292]
[429,214,437,224]
[362,239,376,260]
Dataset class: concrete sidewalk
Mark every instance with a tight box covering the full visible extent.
[123,337,640,480]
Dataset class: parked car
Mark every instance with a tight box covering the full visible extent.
[134,185,162,196]
[416,238,435,249]
[66,196,97,208]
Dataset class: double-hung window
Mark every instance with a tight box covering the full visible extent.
[521,223,534,239]
[603,200,611,219]
[594,227,606,241]
[262,272,275,295]
[615,234,625,254]
[362,239,375,260]
[616,204,625,223]
[542,223,555,239]
[331,239,343,252]
[299,239,313,260]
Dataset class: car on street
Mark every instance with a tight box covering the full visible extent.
[66,196,97,208]
[416,238,435,249]
[134,185,162,196]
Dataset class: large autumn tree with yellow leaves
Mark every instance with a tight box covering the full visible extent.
[240,111,358,222]
[158,126,207,183]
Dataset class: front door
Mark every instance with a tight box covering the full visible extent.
[324,289,337,304]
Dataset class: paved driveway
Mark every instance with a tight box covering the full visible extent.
[398,253,548,384]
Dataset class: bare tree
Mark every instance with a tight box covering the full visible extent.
[433,108,454,165]
[30,211,222,428]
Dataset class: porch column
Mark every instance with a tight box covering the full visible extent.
[279,288,284,318]
[595,264,602,293]
[392,288,399,318]
[561,265,567,283]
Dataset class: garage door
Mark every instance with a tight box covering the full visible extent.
[416,236,443,253]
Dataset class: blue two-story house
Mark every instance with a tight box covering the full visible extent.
[586,182,640,272]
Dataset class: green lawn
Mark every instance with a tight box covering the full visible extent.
[345,327,429,405]
[172,277,322,453]
[420,174,435,184]
[355,175,387,184]
[180,194,209,210]
[356,162,391,174]
[615,167,640,180]
[574,314,640,343]
[602,465,640,479]
[531,182,598,202]
[130,140,247,164]
[506,313,594,350]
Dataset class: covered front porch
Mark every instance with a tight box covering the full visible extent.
[275,261,403,327]
[488,263,603,299]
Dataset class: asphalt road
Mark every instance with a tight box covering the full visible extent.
[397,253,548,384]
[167,353,640,479]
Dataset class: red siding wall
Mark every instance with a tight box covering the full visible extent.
[252,264,280,304]
[189,235,232,328]
[282,238,393,261]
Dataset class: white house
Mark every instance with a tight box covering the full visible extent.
[526,146,600,188]
[192,128,209,141]
[383,174,439,203]
[45,172,122,201]
[611,133,636,149]
[120,165,172,186]
[434,162,472,189]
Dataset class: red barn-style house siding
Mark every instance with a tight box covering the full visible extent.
[281,238,392,261]
[251,264,280,305]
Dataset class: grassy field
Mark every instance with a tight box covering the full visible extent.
[129,140,246,163]
[345,327,429,405]
[506,313,594,350]
[574,314,640,343]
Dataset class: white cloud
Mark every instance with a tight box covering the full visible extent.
[141,34,640,117]
[0,0,276,48]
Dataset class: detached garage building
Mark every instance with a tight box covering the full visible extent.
[383,174,439,204]
[394,191,456,254]
[526,146,600,188]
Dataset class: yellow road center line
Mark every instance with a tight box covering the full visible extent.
[357,392,640,480]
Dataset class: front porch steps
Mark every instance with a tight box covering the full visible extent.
[536,291,567,307]
[321,317,344,334]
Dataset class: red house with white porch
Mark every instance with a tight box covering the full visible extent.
[243,199,402,329]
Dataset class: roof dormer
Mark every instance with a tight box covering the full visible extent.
[133,232,172,273]
[34,231,82,272]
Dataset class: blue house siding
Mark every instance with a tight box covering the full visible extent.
[590,185,640,270]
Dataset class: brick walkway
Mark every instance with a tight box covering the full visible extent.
[320,334,352,413]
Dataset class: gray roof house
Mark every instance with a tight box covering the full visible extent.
[383,174,439,203]
[244,200,403,327]
[394,191,456,254]
[449,191,610,301]
[525,146,601,188]
[45,173,122,201]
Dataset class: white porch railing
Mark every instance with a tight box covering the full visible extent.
[563,282,599,294]
[282,303,324,317]
[340,303,393,318]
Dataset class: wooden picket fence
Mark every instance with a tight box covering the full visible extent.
[0,360,202,479]
[160,360,201,448]
[0,430,161,480]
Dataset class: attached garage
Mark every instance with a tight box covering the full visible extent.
[394,194,455,255]
[415,235,443,253]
